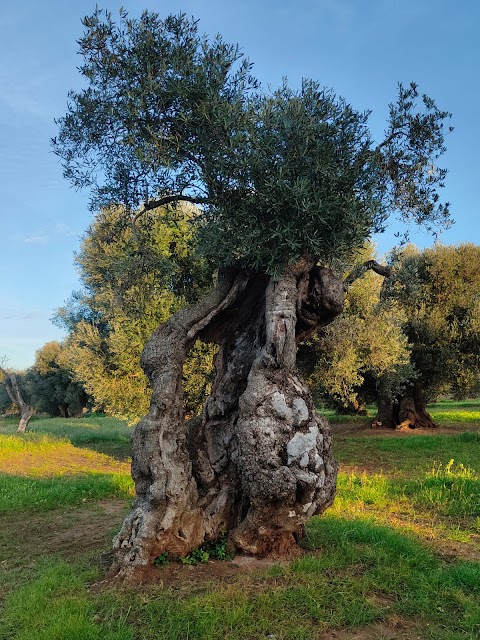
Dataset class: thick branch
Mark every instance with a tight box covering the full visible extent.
[343,260,392,289]
[132,195,211,226]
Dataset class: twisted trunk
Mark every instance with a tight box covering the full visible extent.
[375,383,436,430]
[110,261,344,584]
[397,382,436,429]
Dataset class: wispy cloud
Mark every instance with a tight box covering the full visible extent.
[23,312,42,321]
[24,235,49,245]
[54,223,76,237]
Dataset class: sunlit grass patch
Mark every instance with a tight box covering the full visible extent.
[431,409,480,425]
[405,459,480,518]
[0,413,132,442]
[335,471,394,509]
[0,472,134,512]
[0,434,131,478]
[334,432,480,479]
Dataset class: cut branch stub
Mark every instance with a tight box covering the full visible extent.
[296,266,345,342]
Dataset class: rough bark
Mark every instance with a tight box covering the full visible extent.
[374,383,436,430]
[110,261,344,584]
[397,382,436,429]
[0,367,32,433]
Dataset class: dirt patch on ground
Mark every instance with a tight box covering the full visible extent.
[0,499,129,572]
[321,617,423,640]
[131,554,289,590]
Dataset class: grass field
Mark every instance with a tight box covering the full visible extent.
[0,404,479,639]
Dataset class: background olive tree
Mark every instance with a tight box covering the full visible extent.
[299,244,413,414]
[377,243,480,428]
[55,204,215,424]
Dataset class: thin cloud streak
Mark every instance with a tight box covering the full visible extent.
[23,235,49,245]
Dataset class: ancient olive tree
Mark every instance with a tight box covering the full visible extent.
[377,243,480,429]
[53,9,452,582]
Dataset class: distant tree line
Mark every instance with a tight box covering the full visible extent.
[0,341,88,424]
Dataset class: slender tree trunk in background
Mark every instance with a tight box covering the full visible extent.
[17,405,33,433]
[110,261,344,584]
[0,368,32,433]
[398,382,436,429]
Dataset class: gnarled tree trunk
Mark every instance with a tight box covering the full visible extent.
[110,261,344,584]
[373,394,396,429]
[397,382,436,429]
[374,383,436,430]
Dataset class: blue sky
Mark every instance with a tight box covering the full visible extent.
[1,0,479,369]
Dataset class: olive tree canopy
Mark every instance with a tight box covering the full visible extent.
[54,9,451,273]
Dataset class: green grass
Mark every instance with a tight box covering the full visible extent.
[405,459,480,518]
[0,472,133,513]
[0,415,134,512]
[2,520,479,640]
[0,405,479,639]
[0,560,133,640]
[334,432,480,477]
[318,398,480,426]
[0,414,132,458]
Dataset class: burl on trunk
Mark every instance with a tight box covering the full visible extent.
[109,260,344,583]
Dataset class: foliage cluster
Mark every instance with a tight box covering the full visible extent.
[384,243,480,401]
[25,341,88,417]
[299,245,414,411]
[55,205,215,423]
[54,9,452,277]
[304,243,480,414]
